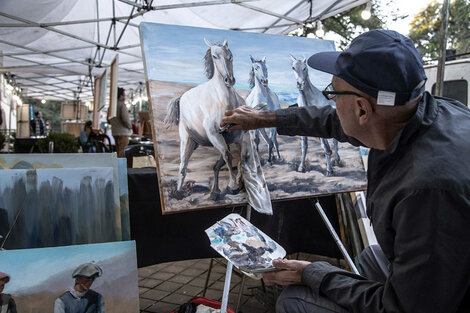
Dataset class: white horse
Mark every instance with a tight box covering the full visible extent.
[165,39,245,200]
[290,55,341,176]
[246,56,281,164]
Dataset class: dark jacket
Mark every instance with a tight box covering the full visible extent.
[30,118,45,136]
[275,92,470,313]
[0,294,17,313]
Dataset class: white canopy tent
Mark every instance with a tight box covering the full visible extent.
[0,0,367,101]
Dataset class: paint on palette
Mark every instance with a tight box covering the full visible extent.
[206,213,285,272]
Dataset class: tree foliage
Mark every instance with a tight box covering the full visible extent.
[409,0,470,60]
[295,1,406,49]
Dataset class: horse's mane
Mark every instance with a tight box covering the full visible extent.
[248,66,255,89]
[204,41,227,79]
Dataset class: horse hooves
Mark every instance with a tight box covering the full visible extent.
[210,192,224,201]
[297,166,306,173]
[333,158,342,167]
[225,185,243,195]
[325,170,333,177]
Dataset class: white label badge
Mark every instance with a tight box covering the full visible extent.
[377,91,396,106]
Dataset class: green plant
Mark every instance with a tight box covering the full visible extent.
[37,133,79,153]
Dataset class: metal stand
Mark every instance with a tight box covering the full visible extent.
[220,204,252,313]
[314,199,359,275]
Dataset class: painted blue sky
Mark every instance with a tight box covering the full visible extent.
[140,23,335,94]
[0,241,135,293]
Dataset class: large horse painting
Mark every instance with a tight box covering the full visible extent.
[140,22,367,214]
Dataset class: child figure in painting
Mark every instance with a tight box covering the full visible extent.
[0,272,17,313]
[54,263,104,313]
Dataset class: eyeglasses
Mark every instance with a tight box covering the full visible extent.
[322,83,363,100]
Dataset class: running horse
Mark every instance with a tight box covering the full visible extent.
[290,55,341,176]
[165,39,245,200]
[246,56,282,164]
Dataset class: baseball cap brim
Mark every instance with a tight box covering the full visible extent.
[307,51,341,75]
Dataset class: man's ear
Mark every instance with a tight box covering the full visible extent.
[355,97,373,126]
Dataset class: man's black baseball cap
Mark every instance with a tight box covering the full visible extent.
[308,29,427,106]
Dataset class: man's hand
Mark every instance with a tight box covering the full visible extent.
[221,106,276,131]
[262,259,311,286]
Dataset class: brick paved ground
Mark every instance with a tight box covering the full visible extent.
[138,254,342,313]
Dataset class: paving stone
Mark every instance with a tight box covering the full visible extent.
[154,281,184,293]
[180,267,206,277]
[141,289,171,301]
[209,280,225,291]
[138,267,157,277]
[187,277,207,287]
[139,278,163,289]
[139,298,155,310]
[151,272,175,281]
[192,259,212,269]
[168,274,194,284]
[205,272,225,282]
[144,301,179,313]
[177,284,204,296]
[212,264,228,274]
[161,292,193,305]
[162,264,187,274]
[202,288,222,301]
[139,287,150,295]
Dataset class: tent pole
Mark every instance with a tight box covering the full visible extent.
[435,0,450,97]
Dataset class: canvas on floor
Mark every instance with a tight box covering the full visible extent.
[0,241,139,313]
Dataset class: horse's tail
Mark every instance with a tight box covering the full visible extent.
[164,96,180,127]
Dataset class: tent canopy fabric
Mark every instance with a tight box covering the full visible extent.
[0,0,367,100]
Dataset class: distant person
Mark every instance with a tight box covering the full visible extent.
[79,121,97,153]
[109,87,132,157]
[30,111,46,136]
[104,125,115,149]
[54,263,104,313]
[0,272,17,313]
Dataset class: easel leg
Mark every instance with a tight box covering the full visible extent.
[313,199,360,275]
[221,204,252,313]
[220,262,233,313]
[202,258,214,297]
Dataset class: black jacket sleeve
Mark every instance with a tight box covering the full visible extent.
[275,106,363,146]
[302,188,470,313]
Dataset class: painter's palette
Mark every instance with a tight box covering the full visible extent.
[205,214,285,272]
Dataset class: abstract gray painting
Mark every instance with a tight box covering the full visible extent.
[0,167,120,250]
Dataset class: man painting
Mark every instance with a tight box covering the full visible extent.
[54,263,104,313]
[222,29,470,312]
